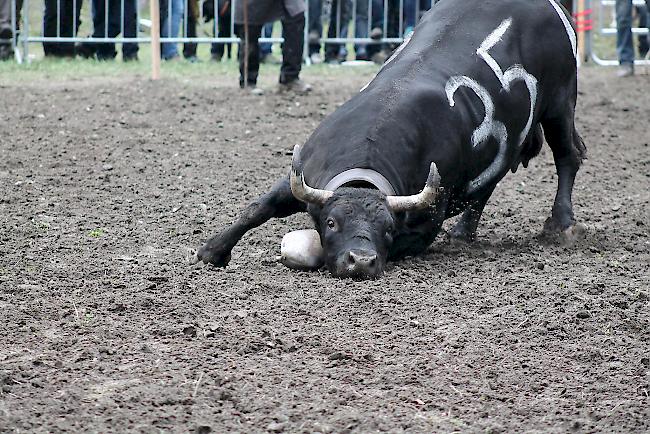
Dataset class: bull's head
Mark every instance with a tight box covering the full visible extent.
[290,145,441,279]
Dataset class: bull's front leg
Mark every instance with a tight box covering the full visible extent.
[389,201,448,260]
[448,185,496,243]
[195,177,306,267]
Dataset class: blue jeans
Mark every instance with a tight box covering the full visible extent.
[616,0,650,64]
[161,0,184,59]
[334,0,376,59]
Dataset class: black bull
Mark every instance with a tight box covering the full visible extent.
[196,0,587,279]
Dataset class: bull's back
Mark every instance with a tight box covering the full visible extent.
[301,0,577,195]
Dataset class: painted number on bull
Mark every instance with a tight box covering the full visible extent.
[445,18,538,194]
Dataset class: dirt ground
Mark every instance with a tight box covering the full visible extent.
[0,65,649,433]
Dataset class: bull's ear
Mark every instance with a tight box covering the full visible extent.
[386,162,441,212]
[290,145,334,205]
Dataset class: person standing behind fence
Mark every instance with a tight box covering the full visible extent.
[183,0,200,62]
[235,0,312,94]
[615,0,650,77]
[77,0,138,60]
[160,0,184,60]
[0,0,22,60]
[43,0,82,57]
[637,4,650,57]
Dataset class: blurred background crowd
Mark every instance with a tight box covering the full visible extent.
[0,0,648,78]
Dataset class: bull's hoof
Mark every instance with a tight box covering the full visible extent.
[447,225,477,245]
[196,244,232,267]
[559,222,587,245]
[542,219,587,245]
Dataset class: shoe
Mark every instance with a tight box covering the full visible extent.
[210,52,223,62]
[185,55,200,63]
[324,55,343,65]
[0,45,13,61]
[371,50,389,65]
[240,84,264,95]
[308,30,320,45]
[309,52,323,64]
[278,79,313,94]
[261,53,281,64]
[617,63,634,77]
[370,27,383,40]
[76,42,96,59]
[355,52,370,61]
[123,54,139,62]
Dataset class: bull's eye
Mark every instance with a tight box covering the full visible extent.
[326,218,337,231]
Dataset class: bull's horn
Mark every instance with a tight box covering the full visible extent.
[386,162,441,212]
[290,145,334,205]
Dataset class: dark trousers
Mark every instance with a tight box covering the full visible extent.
[43,0,82,56]
[211,0,233,58]
[308,0,322,55]
[236,12,304,86]
[82,0,138,59]
[183,0,199,58]
[325,0,351,60]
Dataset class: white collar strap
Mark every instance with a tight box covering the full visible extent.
[324,168,396,196]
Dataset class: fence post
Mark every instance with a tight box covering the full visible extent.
[304,0,309,64]
[577,0,585,62]
[151,0,161,79]
[22,0,28,63]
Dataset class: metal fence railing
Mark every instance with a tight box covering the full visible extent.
[5,0,648,67]
[586,0,650,65]
[3,0,437,64]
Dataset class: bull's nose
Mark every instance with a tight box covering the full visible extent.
[345,249,378,277]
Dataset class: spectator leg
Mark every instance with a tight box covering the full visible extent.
[183,0,198,59]
[235,23,262,87]
[95,0,120,60]
[325,0,350,61]
[403,0,417,34]
[122,0,138,60]
[161,0,184,59]
[0,0,12,59]
[211,0,231,60]
[354,0,369,59]
[0,0,12,40]
[366,0,384,58]
[615,0,634,65]
[279,12,304,84]
[308,0,322,56]
[43,0,61,56]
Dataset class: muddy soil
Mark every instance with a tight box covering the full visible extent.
[0,67,649,433]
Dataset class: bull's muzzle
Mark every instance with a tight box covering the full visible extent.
[334,249,381,279]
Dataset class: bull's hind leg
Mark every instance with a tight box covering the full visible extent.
[541,114,587,243]
[195,178,306,267]
[448,186,496,243]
